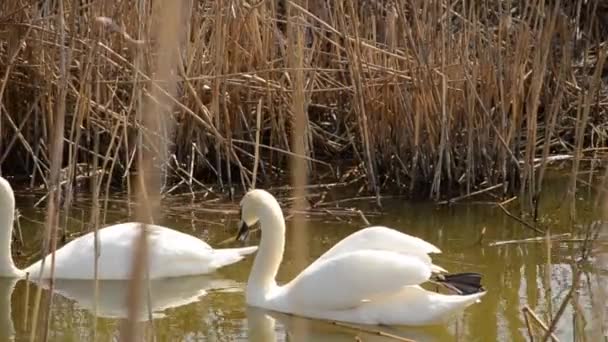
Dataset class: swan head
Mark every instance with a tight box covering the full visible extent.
[236,189,280,241]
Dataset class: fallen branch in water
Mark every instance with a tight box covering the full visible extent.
[489,234,571,246]
[317,195,406,207]
[329,321,416,342]
[522,305,560,342]
[496,203,544,234]
[438,183,503,205]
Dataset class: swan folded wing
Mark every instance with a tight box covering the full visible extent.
[312,226,445,272]
[25,224,141,279]
[147,229,217,278]
[24,223,218,280]
[328,226,440,254]
[284,250,432,311]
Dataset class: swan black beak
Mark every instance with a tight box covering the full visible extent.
[236,220,250,242]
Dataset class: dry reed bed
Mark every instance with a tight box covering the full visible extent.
[1,0,608,206]
[4,2,608,341]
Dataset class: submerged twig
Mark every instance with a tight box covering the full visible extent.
[489,234,572,247]
[522,305,560,342]
[497,203,544,234]
[330,321,416,342]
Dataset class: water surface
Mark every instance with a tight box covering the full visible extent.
[4,176,606,341]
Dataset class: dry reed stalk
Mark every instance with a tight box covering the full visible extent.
[340,0,380,204]
[211,0,226,191]
[534,14,571,221]
[431,0,450,201]
[522,305,560,342]
[2,1,608,207]
[287,0,310,338]
[252,99,263,188]
[569,46,607,221]
[27,0,73,340]
[519,2,560,215]
[118,0,183,340]
[89,125,101,339]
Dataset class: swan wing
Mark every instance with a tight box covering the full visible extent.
[283,249,432,311]
[145,224,221,278]
[313,226,445,272]
[146,225,257,277]
[25,223,247,280]
[318,226,441,259]
[26,223,147,279]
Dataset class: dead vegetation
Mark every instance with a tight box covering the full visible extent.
[4,2,608,341]
[1,0,608,209]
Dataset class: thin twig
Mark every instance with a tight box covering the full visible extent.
[330,321,416,342]
[497,203,544,234]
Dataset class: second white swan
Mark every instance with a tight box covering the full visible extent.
[236,189,486,326]
[0,176,257,280]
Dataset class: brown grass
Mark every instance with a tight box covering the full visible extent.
[1,1,608,206]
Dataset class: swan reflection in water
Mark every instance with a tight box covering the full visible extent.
[0,274,241,340]
[34,274,240,320]
[246,306,457,342]
[0,277,19,341]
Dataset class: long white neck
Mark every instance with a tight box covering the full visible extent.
[0,180,23,278]
[246,202,286,306]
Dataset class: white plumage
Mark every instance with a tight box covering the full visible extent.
[24,222,258,280]
[237,189,486,326]
[0,176,257,280]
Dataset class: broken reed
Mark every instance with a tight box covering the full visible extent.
[1,0,608,208]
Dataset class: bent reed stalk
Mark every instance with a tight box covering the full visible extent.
[1,0,608,206]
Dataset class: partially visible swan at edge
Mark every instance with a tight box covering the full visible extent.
[236,189,486,326]
[0,176,257,280]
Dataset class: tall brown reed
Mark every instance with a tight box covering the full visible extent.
[1,1,607,203]
[118,1,183,340]
[27,0,73,340]
[287,0,310,338]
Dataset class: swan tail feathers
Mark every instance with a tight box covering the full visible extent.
[211,246,258,269]
[228,246,259,256]
[433,272,485,295]
[431,264,448,273]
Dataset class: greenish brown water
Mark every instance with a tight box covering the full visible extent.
[3,176,607,341]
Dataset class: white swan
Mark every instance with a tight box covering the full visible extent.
[236,189,486,326]
[0,176,257,280]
